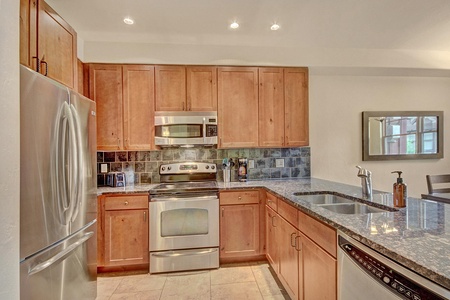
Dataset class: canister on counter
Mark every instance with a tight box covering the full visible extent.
[238,158,247,182]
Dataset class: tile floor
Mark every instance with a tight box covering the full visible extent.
[96,262,290,300]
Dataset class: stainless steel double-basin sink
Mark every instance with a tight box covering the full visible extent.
[293,192,393,215]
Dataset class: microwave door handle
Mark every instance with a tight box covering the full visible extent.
[203,117,206,144]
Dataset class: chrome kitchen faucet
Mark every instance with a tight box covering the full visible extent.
[356,166,372,199]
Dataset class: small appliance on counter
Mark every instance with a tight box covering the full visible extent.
[106,172,126,187]
[238,158,248,182]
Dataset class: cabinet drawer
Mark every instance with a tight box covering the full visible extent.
[278,199,298,227]
[265,192,278,211]
[298,210,336,258]
[105,195,148,210]
[220,190,259,205]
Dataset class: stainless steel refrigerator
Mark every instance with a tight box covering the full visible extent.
[19,65,97,299]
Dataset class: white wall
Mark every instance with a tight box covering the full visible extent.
[83,41,450,71]
[310,74,450,197]
[82,37,450,199]
[0,0,20,298]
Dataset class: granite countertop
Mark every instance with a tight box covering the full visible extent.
[97,178,450,290]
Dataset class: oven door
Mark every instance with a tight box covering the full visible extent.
[149,195,219,251]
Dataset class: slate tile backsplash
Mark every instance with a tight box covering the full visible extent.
[97,147,310,186]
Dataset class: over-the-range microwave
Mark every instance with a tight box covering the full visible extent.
[154,111,218,147]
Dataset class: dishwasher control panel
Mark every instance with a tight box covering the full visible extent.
[339,236,447,300]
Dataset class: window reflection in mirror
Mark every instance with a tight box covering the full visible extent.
[362,111,443,161]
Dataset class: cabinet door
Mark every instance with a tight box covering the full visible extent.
[37,0,77,89]
[187,66,217,111]
[284,68,309,146]
[278,216,299,300]
[218,67,259,148]
[266,206,279,273]
[220,204,260,258]
[104,209,149,267]
[20,0,37,68]
[301,235,337,300]
[123,65,155,150]
[89,64,123,150]
[259,68,285,147]
[155,66,186,111]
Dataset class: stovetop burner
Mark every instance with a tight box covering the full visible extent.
[149,162,218,197]
[150,181,218,194]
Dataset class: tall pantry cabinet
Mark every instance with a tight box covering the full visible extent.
[20,0,78,90]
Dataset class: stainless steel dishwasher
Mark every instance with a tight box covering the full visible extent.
[338,231,450,300]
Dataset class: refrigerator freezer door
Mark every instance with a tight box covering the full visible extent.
[20,223,97,300]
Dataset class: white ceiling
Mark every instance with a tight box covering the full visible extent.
[46,0,450,52]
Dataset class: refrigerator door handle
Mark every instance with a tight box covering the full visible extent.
[65,103,78,223]
[28,231,94,276]
[69,104,83,222]
[53,103,71,225]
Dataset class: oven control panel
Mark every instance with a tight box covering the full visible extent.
[339,236,447,300]
[160,162,217,174]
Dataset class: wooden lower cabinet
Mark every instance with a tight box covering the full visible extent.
[278,215,300,300]
[220,204,260,259]
[219,190,265,262]
[265,206,279,272]
[265,192,337,300]
[301,235,337,300]
[98,194,149,272]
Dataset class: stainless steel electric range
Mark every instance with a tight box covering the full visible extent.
[148,162,219,274]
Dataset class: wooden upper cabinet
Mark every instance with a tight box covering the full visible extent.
[89,64,123,150]
[285,68,309,147]
[187,66,217,111]
[123,65,155,150]
[218,67,259,148]
[20,0,37,68]
[20,0,77,89]
[155,66,186,111]
[38,0,77,89]
[259,68,285,147]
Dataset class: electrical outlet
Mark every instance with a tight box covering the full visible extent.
[100,164,108,173]
[248,159,255,169]
[275,158,284,168]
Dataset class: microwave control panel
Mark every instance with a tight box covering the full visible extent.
[206,125,218,137]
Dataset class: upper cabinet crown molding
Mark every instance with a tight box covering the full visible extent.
[20,0,78,90]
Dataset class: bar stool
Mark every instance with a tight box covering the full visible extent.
[426,174,450,194]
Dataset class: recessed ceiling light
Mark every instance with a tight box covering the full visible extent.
[230,22,239,29]
[123,18,134,25]
[270,23,280,31]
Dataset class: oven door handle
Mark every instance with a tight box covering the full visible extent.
[150,195,219,202]
[151,248,218,257]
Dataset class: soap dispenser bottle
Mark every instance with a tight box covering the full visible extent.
[391,171,407,208]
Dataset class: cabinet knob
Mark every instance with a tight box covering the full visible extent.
[238,196,242,200]
[124,200,129,205]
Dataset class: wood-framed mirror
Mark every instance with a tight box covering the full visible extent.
[362,111,444,161]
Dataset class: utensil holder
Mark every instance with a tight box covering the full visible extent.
[223,169,231,183]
